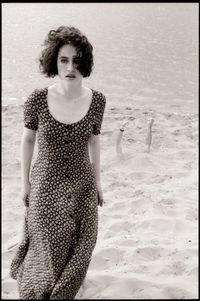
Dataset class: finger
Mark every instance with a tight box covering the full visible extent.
[97,192,104,207]
[97,193,100,205]
[23,195,29,207]
[22,195,28,201]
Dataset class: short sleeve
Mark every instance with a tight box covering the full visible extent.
[92,93,106,135]
[24,90,39,131]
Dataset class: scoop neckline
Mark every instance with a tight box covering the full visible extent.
[44,87,95,126]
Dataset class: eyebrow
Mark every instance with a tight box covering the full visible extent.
[59,55,78,58]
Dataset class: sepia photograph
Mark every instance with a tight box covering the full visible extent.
[2,2,198,299]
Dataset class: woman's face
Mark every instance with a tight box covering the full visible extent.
[57,44,83,84]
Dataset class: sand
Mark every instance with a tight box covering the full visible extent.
[2,102,198,299]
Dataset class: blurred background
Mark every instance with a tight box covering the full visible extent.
[2,3,198,112]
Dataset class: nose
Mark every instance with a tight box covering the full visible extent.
[67,60,75,71]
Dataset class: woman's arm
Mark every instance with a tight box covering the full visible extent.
[88,134,101,182]
[88,134,103,206]
[21,127,36,206]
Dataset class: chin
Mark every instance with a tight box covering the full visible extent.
[63,78,76,83]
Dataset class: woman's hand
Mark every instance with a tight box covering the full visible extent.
[96,181,104,207]
[21,181,31,207]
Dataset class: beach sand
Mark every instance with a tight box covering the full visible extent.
[2,103,198,299]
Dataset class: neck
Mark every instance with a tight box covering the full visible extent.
[57,80,83,100]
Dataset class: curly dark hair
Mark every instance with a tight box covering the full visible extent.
[39,26,94,78]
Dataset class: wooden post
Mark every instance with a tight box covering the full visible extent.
[116,121,129,155]
[146,118,154,153]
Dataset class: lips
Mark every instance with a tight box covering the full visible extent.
[66,74,76,79]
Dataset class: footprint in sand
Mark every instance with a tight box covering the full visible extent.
[156,260,186,276]
[89,247,125,270]
[158,198,175,206]
[132,246,167,262]
[153,204,179,218]
[185,208,198,221]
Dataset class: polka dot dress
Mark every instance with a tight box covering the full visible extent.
[10,87,106,300]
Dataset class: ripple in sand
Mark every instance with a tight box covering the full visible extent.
[186,266,198,278]
[163,285,197,299]
[117,239,140,247]
[95,276,160,299]
[109,220,136,232]
[134,218,193,237]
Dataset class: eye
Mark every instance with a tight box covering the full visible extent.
[73,58,81,65]
[60,59,68,63]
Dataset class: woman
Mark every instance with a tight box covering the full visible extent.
[10,25,106,300]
